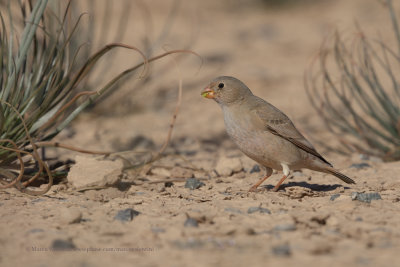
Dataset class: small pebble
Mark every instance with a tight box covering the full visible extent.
[272,244,291,257]
[274,223,297,231]
[247,206,271,214]
[224,207,243,214]
[184,178,205,190]
[165,181,174,187]
[114,208,140,222]
[249,165,261,173]
[51,239,76,250]
[350,163,371,169]
[330,194,341,201]
[184,217,199,228]
[351,192,382,203]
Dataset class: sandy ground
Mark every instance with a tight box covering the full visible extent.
[1,0,400,266]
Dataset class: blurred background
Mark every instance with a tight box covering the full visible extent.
[2,1,400,266]
[62,0,397,157]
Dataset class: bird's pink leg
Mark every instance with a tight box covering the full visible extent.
[248,167,273,192]
[272,163,290,192]
[272,175,288,192]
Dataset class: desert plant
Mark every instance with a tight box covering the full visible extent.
[305,0,400,161]
[0,0,194,195]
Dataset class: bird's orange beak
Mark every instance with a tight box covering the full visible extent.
[201,88,215,99]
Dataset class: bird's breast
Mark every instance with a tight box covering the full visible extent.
[222,106,302,170]
[222,107,267,160]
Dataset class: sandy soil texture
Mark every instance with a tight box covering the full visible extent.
[1,0,400,266]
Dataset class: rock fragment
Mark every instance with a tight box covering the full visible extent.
[330,194,341,201]
[51,239,76,250]
[350,163,371,169]
[351,192,382,203]
[184,178,205,190]
[184,217,199,228]
[114,208,140,222]
[247,206,271,214]
[224,207,243,214]
[249,165,261,173]
[272,244,291,257]
[67,156,122,189]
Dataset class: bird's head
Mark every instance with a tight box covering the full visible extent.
[201,76,253,106]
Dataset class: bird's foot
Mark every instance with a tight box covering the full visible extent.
[272,185,280,192]
[248,185,263,192]
[271,175,287,192]
[248,186,258,192]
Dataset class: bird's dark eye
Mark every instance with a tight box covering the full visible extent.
[218,83,224,89]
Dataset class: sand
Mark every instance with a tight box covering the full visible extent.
[1,0,400,266]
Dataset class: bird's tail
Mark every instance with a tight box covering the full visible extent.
[324,167,355,184]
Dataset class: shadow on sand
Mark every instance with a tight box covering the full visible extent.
[262,181,350,192]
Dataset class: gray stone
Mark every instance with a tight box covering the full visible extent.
[350,163,371,169]
[330,194,341,201]
[51,239,76,250]
[114,208,140,221]
[272,244,291,257]
[184,178,205,190]
[351,192,382,203]
[224,207,243,214]
[247,206,271,214]
[184,217,199,228]
[249,165,261,173]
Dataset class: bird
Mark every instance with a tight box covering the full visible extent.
[201,76,355,192]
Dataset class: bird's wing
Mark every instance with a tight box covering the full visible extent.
[250,99,332,166]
